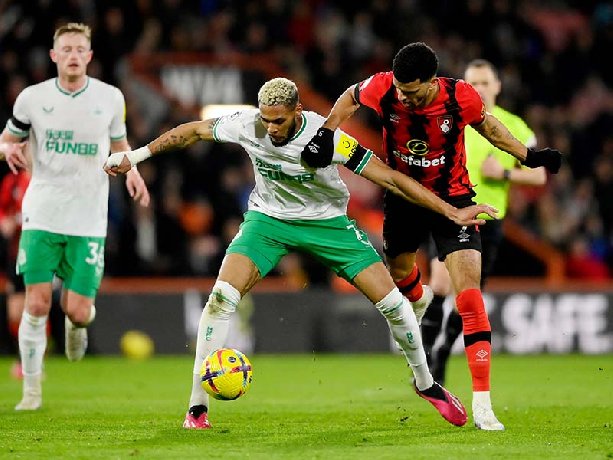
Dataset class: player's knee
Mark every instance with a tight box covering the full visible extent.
[25,296,52,317]
[204,280,241,320]
[67,304,96,327]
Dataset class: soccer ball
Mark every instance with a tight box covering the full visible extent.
[200,348,253,400]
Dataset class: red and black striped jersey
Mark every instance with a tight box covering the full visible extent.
[356,72,486,198]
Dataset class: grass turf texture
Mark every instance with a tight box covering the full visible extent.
[0,354,611,459]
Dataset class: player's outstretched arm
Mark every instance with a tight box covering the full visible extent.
[474,113,562,173]
[104,119,217,175]
[360,155,498,225]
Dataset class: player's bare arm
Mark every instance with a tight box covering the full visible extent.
[323,85,360,130]
[150,119,216,153]
[300,87,361,168]
[104,119,218,175]
[473,113,528,162]
[474,113,562,173]
[361,155,498,226]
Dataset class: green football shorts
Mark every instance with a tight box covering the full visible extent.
[226,211,382,281]
[17,229,106,298]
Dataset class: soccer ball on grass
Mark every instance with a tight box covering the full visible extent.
[200,348,253,400]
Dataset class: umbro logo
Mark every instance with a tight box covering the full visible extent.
[42,106,54,113]
[475,349,489,361]
[458,225,469,242]
[390,114,400,123]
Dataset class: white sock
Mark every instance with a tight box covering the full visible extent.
[189,281,241,409]
[376,289,433,390]
[23,373,42,396]
[19,312,48,377]
[472,391,493,410]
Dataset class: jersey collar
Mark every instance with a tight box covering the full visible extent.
[289,112,307,142]
[55,77,90,98]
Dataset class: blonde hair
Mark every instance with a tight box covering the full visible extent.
[53,23,92,44]
[257,78,299,107]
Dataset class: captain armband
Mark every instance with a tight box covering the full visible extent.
[344,143,373,174]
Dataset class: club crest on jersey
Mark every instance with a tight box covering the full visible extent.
[437,115,453,134]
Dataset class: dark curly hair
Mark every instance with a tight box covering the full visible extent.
[392,42,439,83]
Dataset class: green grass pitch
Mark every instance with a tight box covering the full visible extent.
[0,353,611,459]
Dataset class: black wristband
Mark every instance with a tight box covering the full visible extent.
[503,169,511,181]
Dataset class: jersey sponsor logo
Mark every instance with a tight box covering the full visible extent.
[406,139,429,155]
[335,133,358,159]
[392,149,446,168]
[254,158,314,183]
[437,115,453,133]
[45,129,98,156]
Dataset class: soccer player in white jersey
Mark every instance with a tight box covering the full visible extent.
[0,23,150,411]
[106,77,498,430]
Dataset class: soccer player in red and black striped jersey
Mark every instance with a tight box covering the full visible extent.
[303,42,562,431]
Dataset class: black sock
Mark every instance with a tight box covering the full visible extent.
[442,309,463,349]
[420,294,445,365]
[189,405,208,417]
[432,308,464,385]
[418,381,445,400]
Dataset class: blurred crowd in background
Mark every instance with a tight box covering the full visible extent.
[0,0,612,283]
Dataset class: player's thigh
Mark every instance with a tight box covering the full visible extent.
[295,215,382,282]
[444,249,481,292]
[225,212,290,279]
[17,229,64,285]
[58,235,105,298]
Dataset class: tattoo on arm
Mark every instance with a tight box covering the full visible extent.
[150,120,214,154]
[475,114,525,160]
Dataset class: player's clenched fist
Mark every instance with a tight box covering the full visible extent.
[522,147,562,174]
[104,146,151,176]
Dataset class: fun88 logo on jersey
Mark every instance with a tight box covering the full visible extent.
[392,139,446,167]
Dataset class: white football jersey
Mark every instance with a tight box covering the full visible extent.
[212,109,373,220]
[6,77,127,236]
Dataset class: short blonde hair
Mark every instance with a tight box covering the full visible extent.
[53,23,92,44]
[258,78,299,107]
